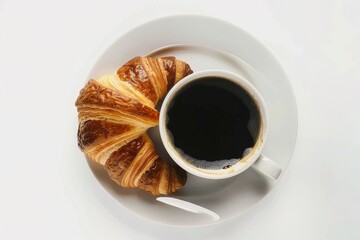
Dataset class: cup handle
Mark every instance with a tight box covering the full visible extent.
[251,154,282,180]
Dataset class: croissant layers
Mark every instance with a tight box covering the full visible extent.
[75,57,192,195]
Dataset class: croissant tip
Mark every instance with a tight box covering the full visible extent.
[174,165,187,186]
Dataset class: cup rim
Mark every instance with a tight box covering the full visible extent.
[159,70,268,179]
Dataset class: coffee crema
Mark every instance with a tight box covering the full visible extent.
[166,77,261,170]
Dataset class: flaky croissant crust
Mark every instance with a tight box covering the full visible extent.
[76,56,192,195]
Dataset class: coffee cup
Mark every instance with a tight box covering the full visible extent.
[159,70,282,180]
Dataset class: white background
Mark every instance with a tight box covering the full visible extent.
[1,0,359,239]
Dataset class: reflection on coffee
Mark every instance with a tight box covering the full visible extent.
[167,77,261,170]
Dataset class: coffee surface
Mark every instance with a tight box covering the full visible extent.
[167,77,256,163]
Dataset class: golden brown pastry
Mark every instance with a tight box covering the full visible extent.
[75,56,192,195]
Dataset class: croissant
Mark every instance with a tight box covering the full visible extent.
[75,56,192,195]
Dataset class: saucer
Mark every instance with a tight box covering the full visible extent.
[83,15,298,227]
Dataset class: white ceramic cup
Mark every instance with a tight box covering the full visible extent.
[159,70,282,180]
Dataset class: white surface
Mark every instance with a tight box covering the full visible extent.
[1,0,359,239]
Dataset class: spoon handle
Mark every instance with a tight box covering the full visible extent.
[156,197,220,221]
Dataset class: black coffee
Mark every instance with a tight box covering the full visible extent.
[167,77,260,169]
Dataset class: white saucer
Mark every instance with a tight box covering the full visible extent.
[83,15,298,227]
